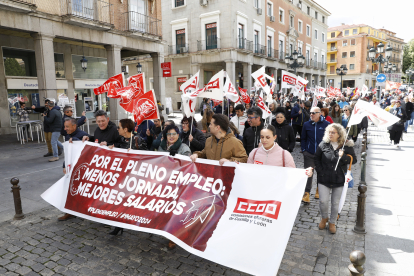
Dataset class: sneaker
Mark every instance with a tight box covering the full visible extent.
[43,152,53,157]
[49,157,59,162]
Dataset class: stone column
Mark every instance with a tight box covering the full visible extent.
[225,60,236,86]
[63,44,74,101]
[105,44,124,121]
[32,33,57,101]
[243,62,252,92]
[151,52,166,115]
[0,47,10,132]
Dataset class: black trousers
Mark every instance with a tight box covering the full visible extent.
[389,130,403,144]
[292,124,303,139]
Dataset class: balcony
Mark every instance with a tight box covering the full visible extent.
[328,47,337,53]
[389,57,402,63]
[237,38,253,52]
[327,59,337,64]
[253,44,266,56]
[305,59,312,68]
[198,36,220,51]
[0,0,36,13]
[267,48,279,59]
[122,11,161,38]
[392,48,402,53]
[168,44,189,55]
[60,0,114,30]
[279,50,285,62]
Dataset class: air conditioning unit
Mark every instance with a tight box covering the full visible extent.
[180,47,187,53]
[257,8,262,15]
[297,3,302,8]
[200,0,207,6]
[270,16,275,22]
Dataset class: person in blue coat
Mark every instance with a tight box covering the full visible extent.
[134,120,155,142]
[291,100,306,140]
[300,107,330,203]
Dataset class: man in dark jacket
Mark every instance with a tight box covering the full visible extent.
[32,99,53,157]
[243,107,264,155]
[43,101,63,162]
[300,107,330,203]
[404,97,413,133]
[61,106,86,137]
[291,100,306,140]
[82,110,121,147]
[134,120,155,142]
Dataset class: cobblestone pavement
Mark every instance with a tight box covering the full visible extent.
[0,134,366,276]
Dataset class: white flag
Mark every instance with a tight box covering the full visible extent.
[281,70,297,89]
[223,72,240,102]
[312,96,318,107]
[257,91,272,119]
[182,89,202,117]
[198,70,225,101]
[180,71,200,94]
[251,66,271,94]
[361,85,369,97]
[296,75,308,90]
[348,99,400,128]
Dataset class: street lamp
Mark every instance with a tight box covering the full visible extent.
[369,42,392,99]
[80,40,88,72]
[136,63,142,74]
[406,69,414,86]
[284,50,305,74]
[336,65,348,91]
[384,63,396,74]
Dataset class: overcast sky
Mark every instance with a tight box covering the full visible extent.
[316,0,412,43]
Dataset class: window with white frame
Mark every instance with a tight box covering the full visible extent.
[345,30,349,36]
[314,52,318,62]
[306,25,310,37]
[267,2,273,16]
[350,64,355,70]
[254,0,259,8]
[342,52,347,58]
[353,29,357,35]
[343,40,347,46]
[298,20,303,33]
[322,33,325,42]
[174,0,185,8]
[307,6,310,15]
[314,29,318,40]
[315,11,318,19]
[322,16,325,23]
[321,54,325,63]
[290,16,294,28]
[279,8,284,23]
[350,51,355,57]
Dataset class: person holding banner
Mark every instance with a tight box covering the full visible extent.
[191,114,248,164]
[82,110,121,147]
[314,124,357,234]
[342,107,358,142]
[388,100,407,148]
[158,125,191,157]
[110,119,147,151]
[180,116,206,153]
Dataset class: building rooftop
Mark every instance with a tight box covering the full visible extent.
[328,24,369,32]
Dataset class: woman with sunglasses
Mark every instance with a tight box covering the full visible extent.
[314,123,357,234]
[342,107,357,141]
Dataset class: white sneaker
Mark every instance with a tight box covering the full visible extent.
[395,144,400,149]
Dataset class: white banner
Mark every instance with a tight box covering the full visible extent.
[223,72,240,102]
[348,99,400,128]
[251,66,271,94]
[42,142,307,276]
[281,70,297,89]
[198,70,225,101]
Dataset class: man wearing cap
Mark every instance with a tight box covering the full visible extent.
[43,100,63,162]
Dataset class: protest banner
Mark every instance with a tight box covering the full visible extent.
[238,87,250,104]
[42,142,307,276]
[223,72,240,102]
[197,70,225,101]
[281,70,297,89]
[94,73,125,95]
[251,66,272,94]
[132,90,160,125]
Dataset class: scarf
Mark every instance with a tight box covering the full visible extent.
[160,138,182,156]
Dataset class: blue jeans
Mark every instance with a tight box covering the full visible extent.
[405,112,414,132]
[51,132,63,157]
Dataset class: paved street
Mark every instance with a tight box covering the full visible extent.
[0,116,370,276]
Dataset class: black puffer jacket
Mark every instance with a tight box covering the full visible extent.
[43,106,62,132]
[314,140,357,188]
[271,119,295,152]
[89,121,122,147]
[243,120,265,155]
[180,127,206,153]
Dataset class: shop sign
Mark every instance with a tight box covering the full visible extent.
[206,23,217,29]
[6,79,69,90]
[176,29,185,35]
[74,80,105,89]
[162,62,172,77]
[177,77,187,83]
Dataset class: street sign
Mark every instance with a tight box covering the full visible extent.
[376,74,386,83]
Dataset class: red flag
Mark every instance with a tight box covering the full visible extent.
[94,73,124,95]
[119,73,146,112]
[132,90,160,126]
[211,99,223,107]
[128,73,146,97]
[238,87,251,104]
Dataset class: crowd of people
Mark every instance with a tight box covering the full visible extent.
[21,86,411,241]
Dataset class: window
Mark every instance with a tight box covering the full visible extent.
[205,23,218,50]
[315,11,318,19]
[368,28,371,34]
[353,29,357,35]
[254,30,259,52]
[342,52,347,58]
[3,47,37,77]
[314,29,318,40]
[175,0,184,7]
[298,20,303,33]
[238,23,244,48]
[279,8,284,23]
[306,25,310,37]
[298,0,302,8]
[268,36,272,55]
[267,2,272,16]
[306,49,310,60]
[290,16,294,28]
[279,40,284,55]
[343,40,348,46]
[321,54,325,63]
[54,53,65,78]
[322,33,325,42]
[350,64,355,70]
[331,32,335,38]
[254,0,259,8]
[307,6,310,15]
[72,55,108,79]
[330,66,335,74]
[345,30,349,36]
[176,29,186,53]
[314,52,318,62]
[322,16,325,24]
[351,39,356,45]
[350,51,355,57]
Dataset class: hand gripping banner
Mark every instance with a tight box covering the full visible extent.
[42,142,307,276]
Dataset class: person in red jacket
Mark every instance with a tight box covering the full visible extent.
[321,108,333,124]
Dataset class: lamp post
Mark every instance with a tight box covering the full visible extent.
[285,50,305,74]
[336,65,348,92]
[80,40,88,72]
[136,62,142,74]
[406,69,414,86]
[383,63,397,74]
[369,42,392,99]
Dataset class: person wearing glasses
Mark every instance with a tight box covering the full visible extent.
[300,107,330,203]
[243,106,265,155]
[180,116,206,153]
[61,105,86,138]
[314,123,357,234]
[157,124,191,157]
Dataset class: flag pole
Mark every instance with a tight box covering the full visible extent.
[334,126,352,171]
[189,117,193,147]
[130,133,133,150]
